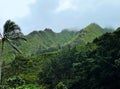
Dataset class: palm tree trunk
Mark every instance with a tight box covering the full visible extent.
[0,34,2,85]
[0,40,3,85]
[0,61,1,79]
[0,47,3,87]
[0,60,2,86]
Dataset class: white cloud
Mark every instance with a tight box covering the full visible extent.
[0,0,36,20]
[55,0,77,12]
[54,0,120,16]
[0,0,120,34]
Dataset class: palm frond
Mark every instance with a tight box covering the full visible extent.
[6,39,22,54]
[3,20,21,36]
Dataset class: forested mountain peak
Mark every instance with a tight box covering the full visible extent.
[86,23,101,28]
[28,31,39,35]
[28,28,54,36]
[84,23,103,32]
[44,28,54,33]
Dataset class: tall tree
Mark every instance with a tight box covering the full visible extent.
[0,20,26,85]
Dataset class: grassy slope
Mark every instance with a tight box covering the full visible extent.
[69,23,112,46]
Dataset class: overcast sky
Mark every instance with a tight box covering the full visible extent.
[0,0,120,34]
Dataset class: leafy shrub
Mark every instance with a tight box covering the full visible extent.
[6,76,25,88]
[55,82,68,89]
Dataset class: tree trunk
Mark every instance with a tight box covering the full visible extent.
[0,52,3,87]
[0,60,2,85]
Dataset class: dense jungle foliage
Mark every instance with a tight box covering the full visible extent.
[1,22,119,89]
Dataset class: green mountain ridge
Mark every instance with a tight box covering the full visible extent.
[1,23,113,63]
[22,23,111,55]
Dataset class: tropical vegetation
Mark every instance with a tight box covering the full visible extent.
[1,20,120,89]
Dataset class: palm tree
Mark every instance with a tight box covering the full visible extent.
[0,20,26,85]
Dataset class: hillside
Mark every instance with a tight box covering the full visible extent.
[19,28,76,56]
[1,23,112,63]
[21,23,112,55]
[69,23,112,46]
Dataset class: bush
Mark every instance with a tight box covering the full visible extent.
[55,82,68,89]
[6,76,25,88]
